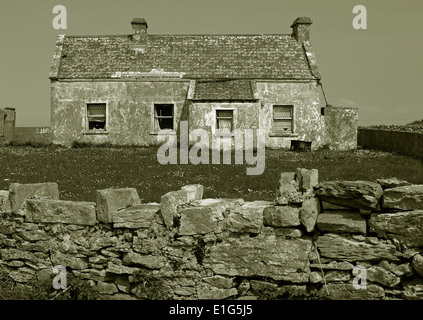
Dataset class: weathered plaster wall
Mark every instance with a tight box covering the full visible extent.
[255,81,325,150]
[51,80,190,146]
[50,80,356,151]
[188,101,260,148]
[324,106,358,150]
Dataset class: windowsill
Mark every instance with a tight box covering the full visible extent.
[150,130,176,135]
[83,131,109,135]
[269,132,298,137]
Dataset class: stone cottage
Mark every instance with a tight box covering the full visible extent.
[49,17,357,150]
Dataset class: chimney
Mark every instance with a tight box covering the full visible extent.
[131,18,148,46]
[290,17,312,42]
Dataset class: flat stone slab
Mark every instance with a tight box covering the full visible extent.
[316,233,400,262]
[190,198,244,216]
[179,206,223,235]
[203,236,312,282]
[9,182,59,214]
[96,188,141,223]
[318,283,385,300]
[310,261,354,270]
[25,199,96,226]
[368,210,423,248]
[376,178,412,189]
[122,251,166,269]
[316,211,367,235]
[113,203,160,229]
[263,205,301,227]
[366,265,401,287]
[382,185,423,211]
[314,181,383,210]
[226,201,271,233]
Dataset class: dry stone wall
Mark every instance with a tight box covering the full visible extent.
[1,172,423,300]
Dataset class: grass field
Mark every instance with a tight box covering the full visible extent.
[0,145,422,203]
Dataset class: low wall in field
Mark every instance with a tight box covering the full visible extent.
[358,128,423,159]
[13,127,53,145]
[1,170,423,300]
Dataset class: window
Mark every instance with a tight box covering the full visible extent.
[154,104,174,131]
[272,105,293,133]
[87,103,106,131]
[216,110,233,132]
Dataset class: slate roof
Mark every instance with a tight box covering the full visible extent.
[52,34,320,80]
[193,80,256,101]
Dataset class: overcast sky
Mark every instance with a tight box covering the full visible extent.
[1,0,422,126]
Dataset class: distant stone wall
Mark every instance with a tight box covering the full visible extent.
[358,128,423,159]
[13,127,53,145]
[1,171,423,300]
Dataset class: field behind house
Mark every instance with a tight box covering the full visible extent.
[0,145,422,203]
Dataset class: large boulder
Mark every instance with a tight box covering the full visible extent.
[316,211,367,235]
[382,185,423,211]
[25,199,96,226]
[113,203,160,229]
[368,211,423,248]
[96,188,141,223]
[9,182,59,214]
[314,181,383,210]
[315,233,400,262]
[202,236,312,282]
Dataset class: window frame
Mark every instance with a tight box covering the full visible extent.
[215,108,235,133]
[271,105,295,135]
[85,103,108,133]
[153,103,175,133]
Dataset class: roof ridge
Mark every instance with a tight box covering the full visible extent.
[64,33,293,38]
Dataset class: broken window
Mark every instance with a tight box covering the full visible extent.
[154,104,174,131]
[87,103,106,131]
[272,105,293,133]
[216,110,233,131]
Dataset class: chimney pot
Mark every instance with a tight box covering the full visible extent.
[291,17,313,42]
[131,18,148,47]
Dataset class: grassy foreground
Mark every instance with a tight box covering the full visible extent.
[0,145,422,203]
